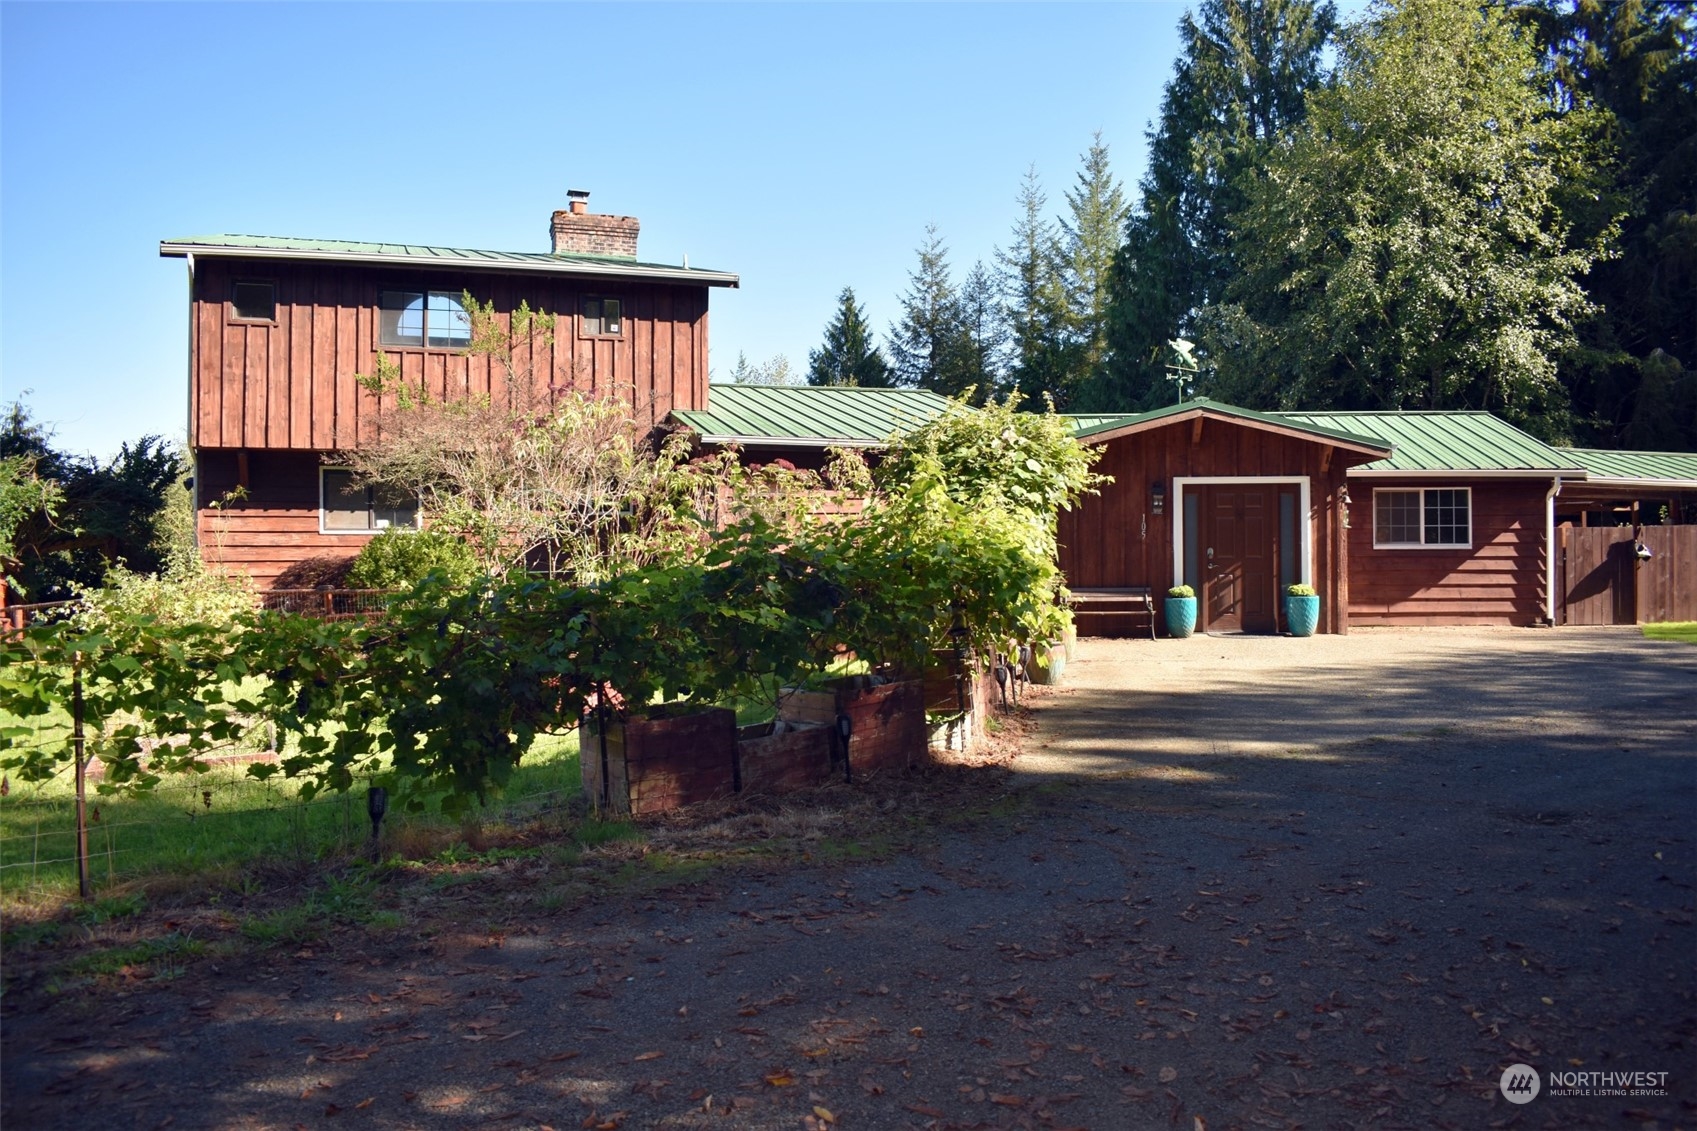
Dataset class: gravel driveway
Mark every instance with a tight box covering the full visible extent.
[4,627,1693,1130]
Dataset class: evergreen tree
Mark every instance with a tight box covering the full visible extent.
[1101,0,1336,411]
[1059,133,1129,407]
[888,226,968,395]
[806,288,892,388]
[1,401,184,599]
[1519,0,1697,448]
[996,169,1072,409]
[1213,0,1610,434]
[951,261,1010,404]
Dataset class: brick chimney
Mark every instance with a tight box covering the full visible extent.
[550,190,640,258]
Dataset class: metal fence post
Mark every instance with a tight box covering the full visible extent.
[73,657,91,900]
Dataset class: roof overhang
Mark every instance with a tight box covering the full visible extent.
[1348,468,1589,479]
[1079,404,1392,460]
[1561,477,1697,492]
[679,431,881,450]
[159,240,740,287]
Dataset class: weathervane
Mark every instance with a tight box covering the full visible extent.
[1165,339,1198,404]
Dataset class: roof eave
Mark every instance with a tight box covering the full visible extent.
[1563,476,1697,491]
[158,241,740,287]
[1079,405,1391,459]
[684,432,882,449]
[1349,467,1589,479]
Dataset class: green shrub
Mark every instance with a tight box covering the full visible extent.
[347,529,477,590]
[1168,584,1195,599]
[1285,583,1317,597]
[73,564,253,634]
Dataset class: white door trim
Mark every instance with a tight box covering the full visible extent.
[1172,476,1313,592]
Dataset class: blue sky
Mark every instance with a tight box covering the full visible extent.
[3,2,1195,457]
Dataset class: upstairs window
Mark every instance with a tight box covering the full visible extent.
[230,280,276,322]
[379,290,471,349]
[581,297,623,337]
[321,469,420,533]
[1374,487,1471,549]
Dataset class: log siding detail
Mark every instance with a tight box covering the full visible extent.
[189,259,710,451]
[1346,478,1551,626]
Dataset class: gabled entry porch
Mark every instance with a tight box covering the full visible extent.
[1057,400,1392,636]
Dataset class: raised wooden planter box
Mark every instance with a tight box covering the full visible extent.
[777,678,927,777]
[581,706,737,817]
[735,720,835,795]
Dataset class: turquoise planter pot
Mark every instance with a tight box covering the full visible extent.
[1164,596,1197,638]
[1285,594,1320,637]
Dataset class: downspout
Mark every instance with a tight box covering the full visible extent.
[1545,475,1561,625]
[185,253,199,556]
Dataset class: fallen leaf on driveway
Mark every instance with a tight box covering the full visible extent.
[1159,1066,1178,1083]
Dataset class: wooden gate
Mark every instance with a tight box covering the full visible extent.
[1561,526,1697,625]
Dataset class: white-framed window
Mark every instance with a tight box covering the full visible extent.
[320,469,420,534]
[1373,487,1472,549]
[580,296,623,338]
[378,290,472,349]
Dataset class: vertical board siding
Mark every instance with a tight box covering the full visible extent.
[1056,419,1356,634]
[189,259,710,450]
[1563,525,1697,625]
[1350,480,1549,626]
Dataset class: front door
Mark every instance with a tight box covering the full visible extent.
[1202,486,1276,633]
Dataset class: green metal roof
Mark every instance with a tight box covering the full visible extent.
[159,234,738,287]
[673,384,955,447]
[1071,398,1392,455]
[1564,447,1697,485]
[1279,410,1586,474]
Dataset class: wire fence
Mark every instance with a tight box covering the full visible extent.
[0,742,586,899]
[254,588,395,619]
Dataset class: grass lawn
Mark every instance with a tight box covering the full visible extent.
[1642,621,1697,644]
[0,728,584,907]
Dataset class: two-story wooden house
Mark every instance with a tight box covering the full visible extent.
[161,193,737,587]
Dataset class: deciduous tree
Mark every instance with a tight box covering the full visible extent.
[1208,0,1610,435]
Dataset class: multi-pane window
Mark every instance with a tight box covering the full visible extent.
[581,297,623,337]
[1373,488,1471,548]
[230,281,276,321]
[379,290,471,349]
[321,469,419,533]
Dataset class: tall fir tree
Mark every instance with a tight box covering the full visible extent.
[952,261,1010,404]
[997,168,1072,410]
[1101,0,1337,411]
[1518,0,1697,449]
[1059,133,1130,409]
[888,225,969,395]
[807,288,892,387]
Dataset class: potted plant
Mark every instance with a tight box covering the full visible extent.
[1164,584,1198,639]
[1284,583,1320,637]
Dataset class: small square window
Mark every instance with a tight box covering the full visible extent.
[231,281,276,321]
[582,297,623,337]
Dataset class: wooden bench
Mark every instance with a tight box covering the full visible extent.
[1068,586,1157,640]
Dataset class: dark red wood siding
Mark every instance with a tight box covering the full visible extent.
[1349,479,1550,626]
[1057,417,1359,634]
[189,258,711,451]
[195,450,370,589]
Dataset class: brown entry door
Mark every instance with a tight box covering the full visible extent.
[1202,487,1276,633]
